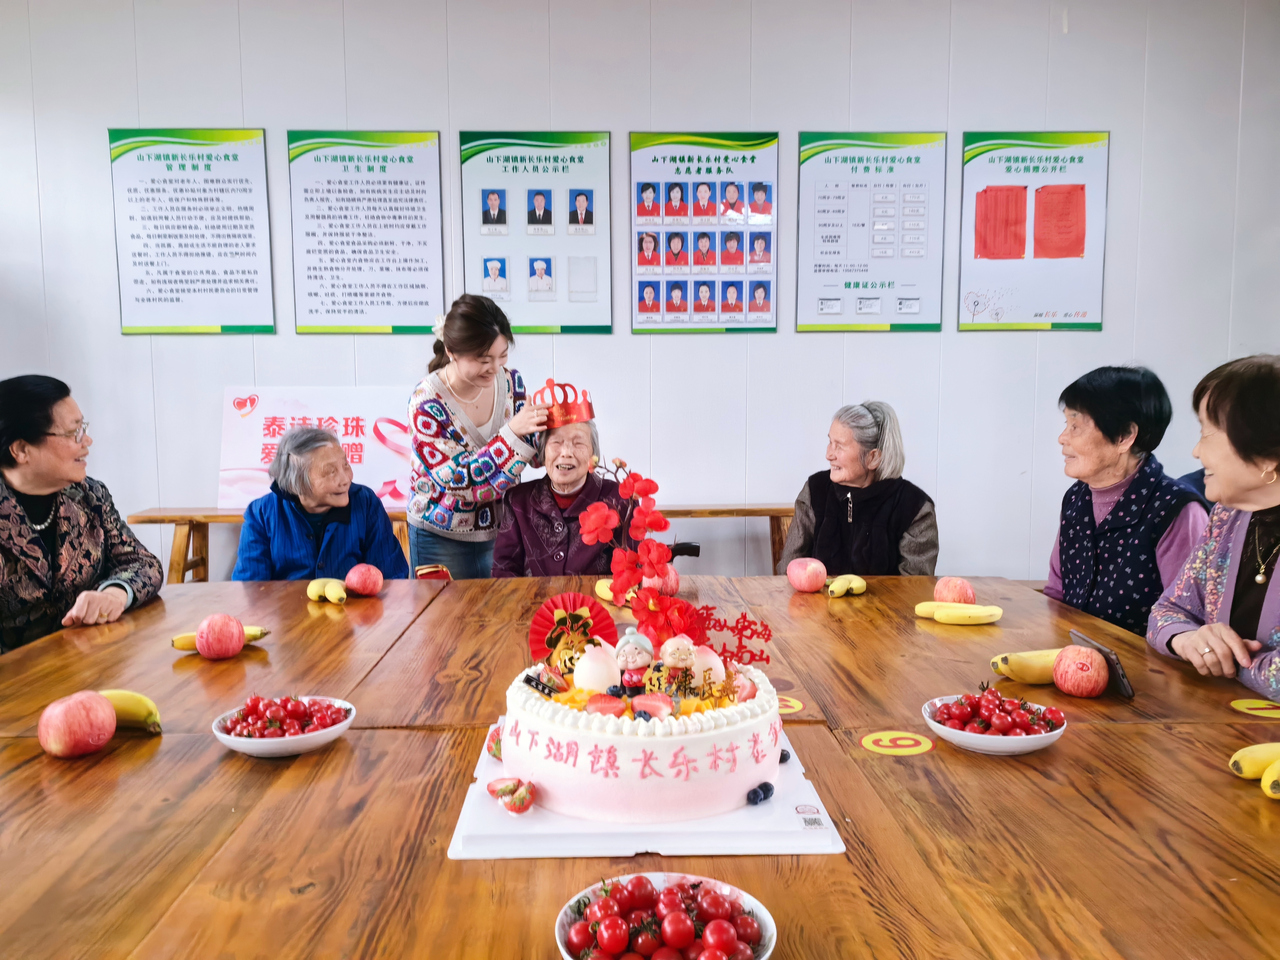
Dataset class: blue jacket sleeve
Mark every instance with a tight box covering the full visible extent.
[359,490,410,580]
[232,501,275,581]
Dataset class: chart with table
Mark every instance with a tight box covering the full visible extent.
[796,133,946,332]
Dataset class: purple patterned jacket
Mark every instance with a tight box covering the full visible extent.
[1,477,163,653]
[492,473,633,578]
[1148,504,1280,698]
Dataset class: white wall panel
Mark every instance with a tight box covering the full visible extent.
[0,0,49,377]
[3,0,1273,584]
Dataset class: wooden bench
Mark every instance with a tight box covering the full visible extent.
[126,504,795,584]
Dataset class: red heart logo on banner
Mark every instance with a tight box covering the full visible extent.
[232,395,259,417]
[373,418,411,460]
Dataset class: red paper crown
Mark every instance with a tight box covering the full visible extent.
[532,378,595,429]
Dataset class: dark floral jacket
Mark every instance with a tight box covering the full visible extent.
[0,476,163,652]
[492,473,633,578]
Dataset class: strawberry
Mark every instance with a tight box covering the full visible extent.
[484,725,503,760]
[501,780,536,814]
[486,777,521,799]
[585,694,626,717]
[734,675,757,702]
[630,692,674,721]
[538,663,569,693]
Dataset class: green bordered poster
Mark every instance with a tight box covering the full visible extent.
[630,133,779,334]
[459,132,612,334]
[796,133,946,332]
[108,129,274,334]
[287,131,445,334]
[958,132,1109,331]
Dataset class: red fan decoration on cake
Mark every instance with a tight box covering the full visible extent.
[528,591,618,662]
[531,378,595,429]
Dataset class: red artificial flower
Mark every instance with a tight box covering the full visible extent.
[609,548,643,604]
[637,538,672,579]
[631,591,705,645]
[579,501,620,546]
[619,472,660,501]
[629,503,670,541]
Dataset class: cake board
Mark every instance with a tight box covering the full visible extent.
[447,721,846,860]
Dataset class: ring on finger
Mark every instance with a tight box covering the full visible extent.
[1202,647,1213,656]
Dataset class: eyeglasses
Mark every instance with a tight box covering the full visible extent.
[46,421,90,443]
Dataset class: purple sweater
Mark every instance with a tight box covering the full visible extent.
[1045,468,1208,601]
[1148,504,1280,698]
[492,473,634,578]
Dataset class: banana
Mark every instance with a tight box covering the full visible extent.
[99,689,162,734]
[595,578,613,602]
[1262,757,1280,799]
[1229,742,1280,779]
[990,654,1007,676]
[933,605,1003,625]
[172,626,269,650]
[324,580,347,604]
[914,601,981,618]
[995,649,1059,684]
[827,575,866,598]
[307,577,340,602]
[171,632,198,651]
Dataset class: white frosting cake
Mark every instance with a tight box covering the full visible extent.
[500,664,783,823]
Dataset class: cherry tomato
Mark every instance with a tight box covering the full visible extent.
[244,696,263,717]
[282,719,303,737]
[978,703,996,723]
[652,948,684,960]
[933,703,952,722]
[632,928,663,957]
[732,915,761,945]
[963,721,985,734]
[661,910,696,949]
[1009,709,1032,730]
[627,875,659,910]
[989,712,1013,733]
[264,705,286,722]
[950,702,973,723]
[981,687,1001,702]
[610,884,635,914]
[285,698,308,720]
[620,954,646,960]
[262,727,284,738]
[585,897,620,924]
[728,944,754,960]
[597,915,631,954]
[1029,723,1050,735]
[312,713,332,730]
[567,920,595,954]
[961,693,981,708]
[628,908,654,927]
[681,941,704,960]
[999,698,1018,713]
[655,893,684,920]
[945,719,964,730]
[696,892,732,923]
[1007,728,1028,736]
[696,950,728,960]
[702,919,738,953]
[1043,707,1066,728]
[670,881,694,899]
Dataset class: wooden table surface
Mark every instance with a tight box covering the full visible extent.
[2,574,1278,959]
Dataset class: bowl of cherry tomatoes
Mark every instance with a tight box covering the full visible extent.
[922,687,1067,756]
[213,694,356,758]
[556,872,775,960]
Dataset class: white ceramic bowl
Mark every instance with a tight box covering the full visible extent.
[556,872,776,960]
[922,696,1067,756]
[212,696,356,758]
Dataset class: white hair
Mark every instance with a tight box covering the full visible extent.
[536,419,601,467]
[832,401,905,480]
[269,427,342,497]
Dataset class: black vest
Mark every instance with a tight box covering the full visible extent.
[1059,455,1204,634]
[809,472,931,576]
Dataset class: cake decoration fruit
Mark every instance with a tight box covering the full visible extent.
[1229,742,1280,779]
[934,576,977,604]
[786,557,827,593]
[586,694,628,717]
[779,749,790,763]
[826,574,867,597]
[195,613,246,660]
[98,689,162,734]
[486,777,521,799]
[759,782,774,800]
[574,641,623,694]
[501,780,536,814]
[1052,645,1109,697]
[38,691,117,758]
[631,692,675,721]
[484,724,503,760]
[343,563,384,597]
[746,787,764,805]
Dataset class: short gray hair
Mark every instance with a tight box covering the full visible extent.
[832,401,906,480]
[536,420,601,467]
[269,427,342,497]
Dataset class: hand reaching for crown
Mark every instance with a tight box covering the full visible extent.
[509,402,549,436]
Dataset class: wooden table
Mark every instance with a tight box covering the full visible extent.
[2,575,1278,959]
[126,504,795,584]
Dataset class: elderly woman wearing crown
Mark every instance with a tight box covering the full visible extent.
[492,380,634,578]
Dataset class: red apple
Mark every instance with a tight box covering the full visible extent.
[786,557,827,593]
[1053,645,1109,697]
[195,613,245,660]
[642,565,680,596]
[38,691,116,758]
[344,563,385,597]
[934,577,976,604]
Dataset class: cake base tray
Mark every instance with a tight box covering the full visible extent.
[447,721,845,860]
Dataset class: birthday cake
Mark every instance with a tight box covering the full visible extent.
[487,591,782,824]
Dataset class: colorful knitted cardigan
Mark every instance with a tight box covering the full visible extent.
[1147,503,1280,699]
[407,367,535,541]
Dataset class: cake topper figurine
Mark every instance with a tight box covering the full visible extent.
[615,628,654,697]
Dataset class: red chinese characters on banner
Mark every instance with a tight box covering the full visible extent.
[262,416,286,438]
[343,416,366,437]
[260,443,277,465]
[342,442,364,464]
[974,185,1027,260]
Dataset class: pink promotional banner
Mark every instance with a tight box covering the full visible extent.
[217,386,413,509]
